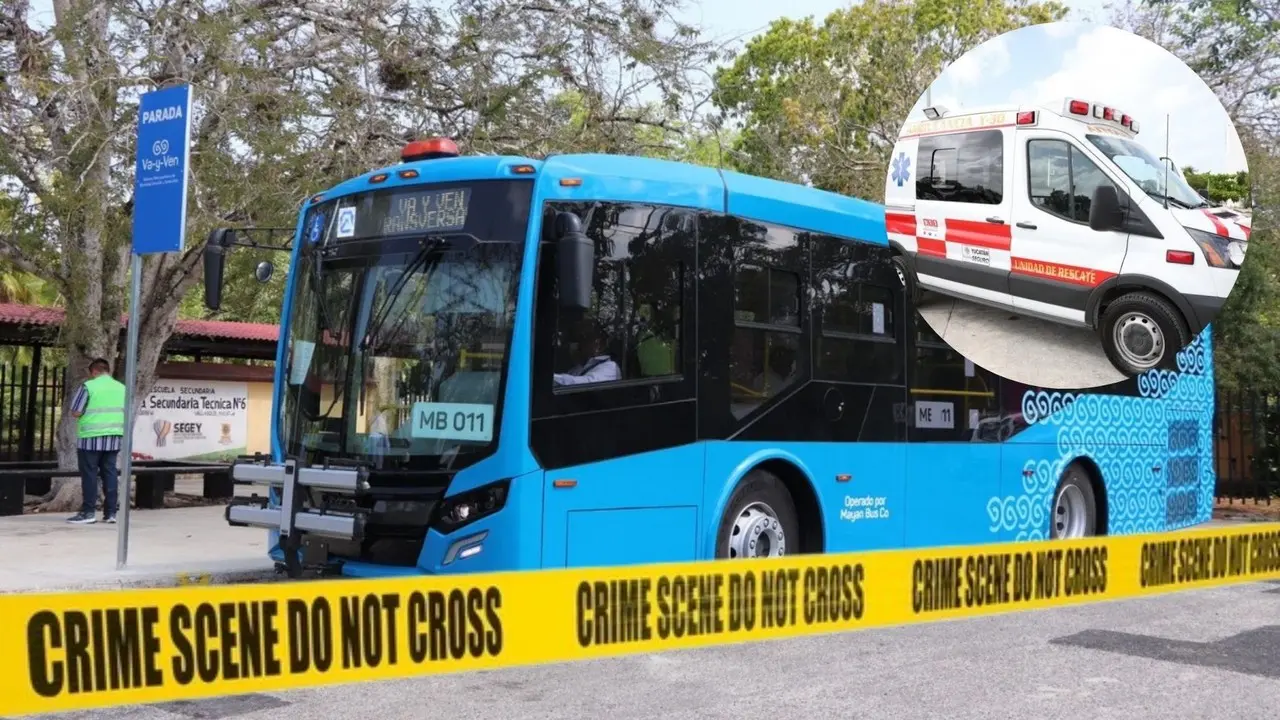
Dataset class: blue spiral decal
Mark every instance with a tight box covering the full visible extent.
[987,326,1215,539]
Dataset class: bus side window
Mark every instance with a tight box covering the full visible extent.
[728,219,804,420]
[546,201,688,392]
[811,236,904,386]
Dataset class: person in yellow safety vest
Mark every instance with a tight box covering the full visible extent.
[66,358,127,525]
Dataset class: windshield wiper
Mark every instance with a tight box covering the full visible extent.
[359,238,446,353]
[1145,191,1202,210]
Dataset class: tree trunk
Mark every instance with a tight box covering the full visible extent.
[39,250,188,513]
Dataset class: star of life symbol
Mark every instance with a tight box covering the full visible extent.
[891,151,911,187]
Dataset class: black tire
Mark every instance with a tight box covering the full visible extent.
[1049,462,1098,539]
[892,254,924,307]
[1098,291,1189,376]
[715,469,801,560]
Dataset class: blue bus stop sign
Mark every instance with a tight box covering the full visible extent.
[131,85,193,255]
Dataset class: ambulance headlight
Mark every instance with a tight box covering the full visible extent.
[1227,241,1246,267]
[1184,227,1240,269]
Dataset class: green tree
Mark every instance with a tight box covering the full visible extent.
[711,0,1067,199]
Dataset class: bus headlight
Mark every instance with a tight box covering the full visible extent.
[1184,226,1243,269]
[431,479,510,534]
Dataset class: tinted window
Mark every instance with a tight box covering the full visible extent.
[916,129,1004,205]
[1028,139,1118,223]
[811,236,903,385]
[548,202,687,389]
[910,315,1001,441]
[730,220,804,418]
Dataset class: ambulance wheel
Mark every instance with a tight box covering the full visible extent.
[1098,291,1188,375]
[892,254,923,306]
[715,469,800,560]
[1050,463,1097,539]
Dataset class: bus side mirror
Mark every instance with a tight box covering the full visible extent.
[204,228,234,311]
[555,212,594,309]
[1088,185,1125,232]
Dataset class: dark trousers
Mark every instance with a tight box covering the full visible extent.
[78,448,119,516]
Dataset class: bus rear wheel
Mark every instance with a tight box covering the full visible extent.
[715,469,800,560]
[1050,463,1098,539]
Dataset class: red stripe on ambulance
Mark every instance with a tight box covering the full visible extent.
[946,219,1012,251]
[917,238,947,257]
[886,212,917,236]
[1201,209,1231,238]
[1011,257,1115,287]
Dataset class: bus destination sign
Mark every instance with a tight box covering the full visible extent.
[378,187,471,236]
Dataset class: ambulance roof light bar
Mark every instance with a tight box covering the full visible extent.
[1062,98,1140,134]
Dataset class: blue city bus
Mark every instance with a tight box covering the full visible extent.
[203,137,1217,579]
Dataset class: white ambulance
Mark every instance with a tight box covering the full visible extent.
[884,98,1251,377]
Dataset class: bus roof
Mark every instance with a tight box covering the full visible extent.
[312,151,887,248]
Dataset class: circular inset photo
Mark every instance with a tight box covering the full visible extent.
[883,21,1252,389]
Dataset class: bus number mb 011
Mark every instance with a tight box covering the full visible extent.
[411,402,495,443]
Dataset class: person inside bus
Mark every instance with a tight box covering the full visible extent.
[553,319,621,386]
[751,342,797,397]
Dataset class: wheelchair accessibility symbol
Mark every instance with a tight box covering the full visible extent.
[336,207,356,238]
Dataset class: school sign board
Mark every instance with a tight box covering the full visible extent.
[130,380,249,462]
[132,84,193,254]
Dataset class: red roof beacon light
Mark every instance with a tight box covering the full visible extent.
[1067,99,1090,116]
[401,137,460,162]
[1016,110,1038,125]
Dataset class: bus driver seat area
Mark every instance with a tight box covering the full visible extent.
[553,318,622,387]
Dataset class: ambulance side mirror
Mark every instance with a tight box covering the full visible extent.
[1088,185,1125,233]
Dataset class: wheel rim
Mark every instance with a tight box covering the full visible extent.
[1112,312,1164,369]
[1053,484,1088,539]
[894,261,907,288]
[728,502,786,559]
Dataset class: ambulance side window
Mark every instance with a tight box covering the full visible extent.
[1028,140,1117,224]
[915,130,1004,205]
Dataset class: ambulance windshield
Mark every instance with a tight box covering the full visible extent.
[1086,135,1209,209]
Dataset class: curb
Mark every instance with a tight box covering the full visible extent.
[0,567,279,595]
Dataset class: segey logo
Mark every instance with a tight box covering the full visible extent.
[152,139,169,155]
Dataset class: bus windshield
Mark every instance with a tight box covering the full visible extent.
[279,179,531,472]
[1085,134,1208,209]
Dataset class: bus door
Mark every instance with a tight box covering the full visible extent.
[530,201,702,569]
[904,316,1005,548]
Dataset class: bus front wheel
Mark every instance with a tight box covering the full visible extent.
[715,469,800,560]
[1049,463,1098,539]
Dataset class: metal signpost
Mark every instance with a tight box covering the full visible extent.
[118,84,194,569]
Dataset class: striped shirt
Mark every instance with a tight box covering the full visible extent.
[70,384,123,452]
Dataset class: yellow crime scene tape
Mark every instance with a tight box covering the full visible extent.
[2,522,1278,716]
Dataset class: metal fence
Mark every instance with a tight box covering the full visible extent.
[0,364,66,462]
[1214,389,1279,505]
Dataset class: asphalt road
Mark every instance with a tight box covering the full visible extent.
[919,293,1127,390]
[26,579,1280,720]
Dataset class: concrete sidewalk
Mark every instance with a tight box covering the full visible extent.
[0,504,276,594]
